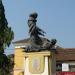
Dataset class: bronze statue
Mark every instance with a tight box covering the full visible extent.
[25,12,57,52]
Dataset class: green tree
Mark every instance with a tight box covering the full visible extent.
[0,0,14,74]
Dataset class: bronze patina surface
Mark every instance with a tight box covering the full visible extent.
[25,12,57,52]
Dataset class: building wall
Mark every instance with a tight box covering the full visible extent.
[14,48,25,75]
[62,62,75,72]
[56,61,75,72]
[13,48,57,75]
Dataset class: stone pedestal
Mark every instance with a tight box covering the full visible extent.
[24,51,56,75]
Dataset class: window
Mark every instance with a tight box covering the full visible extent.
[69,65,75,72]
[56,63,62,71]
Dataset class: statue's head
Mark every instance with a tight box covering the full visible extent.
[29,12,38,19]
[28,12,38,22]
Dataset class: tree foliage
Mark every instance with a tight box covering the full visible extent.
[0,0,14,74]
[0,0,14,53]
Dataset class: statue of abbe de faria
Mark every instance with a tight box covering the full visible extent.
[25,12,57,52]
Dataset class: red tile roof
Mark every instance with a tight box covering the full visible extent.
[56,48,75,61]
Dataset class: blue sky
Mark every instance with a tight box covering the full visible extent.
[3,0,75,54]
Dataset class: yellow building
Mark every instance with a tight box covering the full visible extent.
[14,48,24,75]
[13,38,56,75]
[13,39,29,75]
